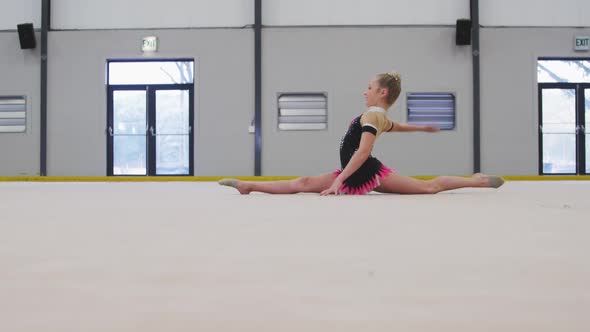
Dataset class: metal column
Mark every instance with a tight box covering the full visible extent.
[471,0,481,173]
[254,0,262,175]
[40,0,50,175]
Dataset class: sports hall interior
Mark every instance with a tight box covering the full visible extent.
[1,1,589,331]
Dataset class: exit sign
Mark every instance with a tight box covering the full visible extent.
[142,36,158,52]
[575,36,589,51]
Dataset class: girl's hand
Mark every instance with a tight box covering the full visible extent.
[423,125,440,133]
[320,179,343,196]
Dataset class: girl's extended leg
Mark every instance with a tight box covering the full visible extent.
[219,173,336,194]
[375,173,503,194]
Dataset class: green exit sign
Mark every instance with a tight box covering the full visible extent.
[575,36,589,51]
[142,36,158,53]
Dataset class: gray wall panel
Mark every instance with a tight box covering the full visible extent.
[480,0,590,27]
[52,0,253,29]
[263,27,473,176]
[5,25,586,177]
[48,29,253,176]
[0,32,40,176]
[480,27,590,175]
[263,0,469,26]
[0,0,41,30]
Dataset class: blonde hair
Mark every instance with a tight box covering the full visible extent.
[376,71,401,105]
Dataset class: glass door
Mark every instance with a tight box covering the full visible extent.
[107,59,195,176]
[538,83,590,175]
[538,59,590,175]
[539,86,577,174]
[107,85,194,176]
[109,88,148,175]
[152,88,192,175]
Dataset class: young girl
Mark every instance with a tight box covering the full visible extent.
[220,71,504,195]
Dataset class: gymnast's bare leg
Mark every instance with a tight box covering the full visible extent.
[374,172,504,194]
[219,173,336,195]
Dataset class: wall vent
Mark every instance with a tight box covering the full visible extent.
[0,96,26,133]
[407,93,455,130]
[278,93,327,131]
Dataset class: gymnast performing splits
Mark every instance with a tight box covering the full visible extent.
[220,71,504,195]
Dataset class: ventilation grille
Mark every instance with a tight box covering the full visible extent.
[0,96,26,133]
[278,94,327,131]
[407,93,455,130]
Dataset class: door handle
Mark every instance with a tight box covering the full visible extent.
[149,126,156,136]
[107,126,113,136]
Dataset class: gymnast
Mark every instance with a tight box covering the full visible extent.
[220,71,504,195]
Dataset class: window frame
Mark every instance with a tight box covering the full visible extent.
[106,59,195,176]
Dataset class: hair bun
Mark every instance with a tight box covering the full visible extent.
[387,71,399,80]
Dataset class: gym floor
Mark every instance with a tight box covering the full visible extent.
[1,181,588,331]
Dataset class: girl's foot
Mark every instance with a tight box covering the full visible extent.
[473,173,505,188]
[218,178,251,194]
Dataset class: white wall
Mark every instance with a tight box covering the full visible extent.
[8,0,590,31]
[0,0,41,30]
[51,0,254,30]
[0,33,40,176]
[46,29,254,176]
[262,27,473,176]
[480,27,590,175]
[263,0,469,26]
[481,0,590,27]
[4,0,590,176]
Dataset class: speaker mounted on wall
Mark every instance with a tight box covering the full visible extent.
[17,23,37,50]
[455,19,472,46]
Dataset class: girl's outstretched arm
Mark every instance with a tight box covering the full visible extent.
[320,132,376,196]
[388,122,439,133]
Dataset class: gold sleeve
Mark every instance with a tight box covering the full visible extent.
[360,112,379,129]
[361,112,389,136]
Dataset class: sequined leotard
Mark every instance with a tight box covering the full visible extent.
[334,106,395,194]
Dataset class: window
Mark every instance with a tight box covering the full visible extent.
[278,93,327,131]
[537,58,590,175]
[107,59,195,176]
[406,93,455,130]
[0,96,26,133]
[538,60,590,83]
[108,60,194,85]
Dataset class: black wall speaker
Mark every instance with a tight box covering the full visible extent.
[17,23,36,49]
[455,19,472,46]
